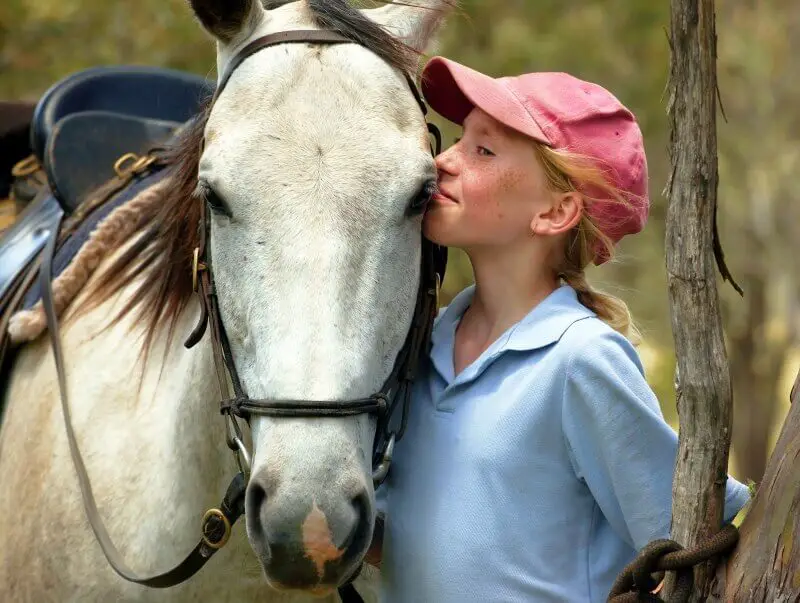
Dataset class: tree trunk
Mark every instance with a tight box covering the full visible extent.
[708,368,800,601]
[664,0,733,600]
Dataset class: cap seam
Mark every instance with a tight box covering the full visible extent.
[503,81,553,141]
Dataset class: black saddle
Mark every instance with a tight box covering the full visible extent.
[44,111,179,209]
[27,65,212,215]
[30,65,214,162]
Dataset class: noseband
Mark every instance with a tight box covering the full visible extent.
[40,28,445,594]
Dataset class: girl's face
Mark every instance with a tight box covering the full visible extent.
[423,108,554,251]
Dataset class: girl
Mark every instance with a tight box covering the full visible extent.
[374,57,750,602]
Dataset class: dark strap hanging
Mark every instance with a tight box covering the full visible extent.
[39,220,248,587]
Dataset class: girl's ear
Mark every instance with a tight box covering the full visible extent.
[531,192,583,236]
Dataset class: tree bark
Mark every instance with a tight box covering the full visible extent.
[664,0,733,600]
[709,368,800,602]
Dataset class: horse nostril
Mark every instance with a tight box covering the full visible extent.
[340,489,371,554]
[246,481,268,533]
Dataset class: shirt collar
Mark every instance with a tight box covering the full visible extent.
[429,284,596,386]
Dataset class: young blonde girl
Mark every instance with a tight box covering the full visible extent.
[373,57,749,602]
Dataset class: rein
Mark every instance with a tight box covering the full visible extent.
[39,28,444,598]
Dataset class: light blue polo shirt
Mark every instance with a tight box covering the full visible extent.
[378,284,750,603]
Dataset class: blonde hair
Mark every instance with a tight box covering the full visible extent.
[532,143,641,344]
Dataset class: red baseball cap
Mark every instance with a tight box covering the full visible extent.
[421,56,649,264]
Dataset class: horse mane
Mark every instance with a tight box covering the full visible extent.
[82,0,425,356]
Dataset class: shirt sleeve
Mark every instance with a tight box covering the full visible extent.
[560,328,751,551]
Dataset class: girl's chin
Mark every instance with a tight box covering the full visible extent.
[423,213,462,247]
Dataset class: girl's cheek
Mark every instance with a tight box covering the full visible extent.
[464,176,502,219]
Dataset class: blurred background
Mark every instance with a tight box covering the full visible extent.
[1,0,797,486]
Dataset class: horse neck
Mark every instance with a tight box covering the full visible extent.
[133,299,239,498]
[63,262,240,508]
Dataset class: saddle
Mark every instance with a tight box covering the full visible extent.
[30,65,213,161]
[0,65,212,387]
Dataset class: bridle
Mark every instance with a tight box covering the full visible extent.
[186,28,445,485]
[39,28,446,597]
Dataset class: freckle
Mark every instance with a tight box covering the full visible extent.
[498,168,525,194]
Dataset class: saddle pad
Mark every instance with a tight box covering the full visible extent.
[0,162,167,424]
[0,192,64,304]
[22,167,169,310]
[45,111,179,213]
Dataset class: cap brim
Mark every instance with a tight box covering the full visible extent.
[421,57,550,145]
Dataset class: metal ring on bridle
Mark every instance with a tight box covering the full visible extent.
[371,432,396,485]
[222,410,251,478]
[230,435,251,478]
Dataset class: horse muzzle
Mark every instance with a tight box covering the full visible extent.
[245,471,374,590]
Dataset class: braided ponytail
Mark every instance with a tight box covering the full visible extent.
[559,228,640,343]
[532,143,641,344]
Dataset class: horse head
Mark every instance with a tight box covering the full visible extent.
[186,0,451,592]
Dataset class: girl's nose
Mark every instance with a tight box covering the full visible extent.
[434,142,459,176]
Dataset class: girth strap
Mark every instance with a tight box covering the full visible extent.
[39,221,248,588]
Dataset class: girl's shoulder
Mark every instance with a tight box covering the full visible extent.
[557,315,647,380]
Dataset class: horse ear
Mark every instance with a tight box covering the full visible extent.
[361,1,456,54]
[189,0,265,44]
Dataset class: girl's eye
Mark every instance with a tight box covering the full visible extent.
[452,136,494,156]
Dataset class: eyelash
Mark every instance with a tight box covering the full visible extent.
[453,137,494,157]
[196,182,233,218]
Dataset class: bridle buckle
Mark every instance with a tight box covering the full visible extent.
[201,508,232,550]
[192,247,207,293]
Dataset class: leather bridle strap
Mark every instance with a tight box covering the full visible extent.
[39,221,248,588]
[225,397,388,417]
[215,30,352,101]
[213,29,433,119]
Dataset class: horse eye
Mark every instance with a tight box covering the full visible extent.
[407,180,436,216]
[198,182,232,218]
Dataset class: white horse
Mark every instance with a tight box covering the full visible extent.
[0,0,453,601]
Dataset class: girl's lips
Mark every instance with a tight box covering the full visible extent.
[432,192,458,205]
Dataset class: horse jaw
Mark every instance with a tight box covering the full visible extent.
[190,0,455,591]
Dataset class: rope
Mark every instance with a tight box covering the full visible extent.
[608,524,739,602]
